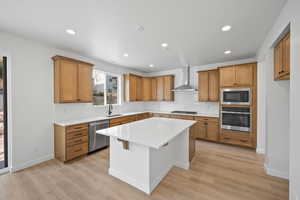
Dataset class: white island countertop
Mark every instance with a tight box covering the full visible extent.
[97,117,196,149]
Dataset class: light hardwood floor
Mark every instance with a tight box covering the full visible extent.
[0,141,288,200]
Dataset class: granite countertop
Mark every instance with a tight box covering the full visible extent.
[54,110,219,126]
[96,117,196,149]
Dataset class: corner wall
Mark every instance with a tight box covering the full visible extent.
[0,31,144,172]
[257,0,300,198]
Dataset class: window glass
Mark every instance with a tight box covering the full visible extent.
[92,70,105,106]
[92,69,120,106]
[106,75,118,105]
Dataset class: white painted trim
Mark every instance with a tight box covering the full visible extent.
[109,168,150,194]
[264,163,289,180]
[256,148,265,154]
[0,167,9,175]
[10,154,54,172]
[174,161,190,170]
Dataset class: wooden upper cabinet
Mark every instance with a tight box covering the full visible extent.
[198,71,209,101]
[136,76,143,101]
[156,76,164,101]
[235,64,253,86]
[124,74,174,102]
[198,70,219,102]
[208,70,219,101]
[219,64,254,87]
[274,32,290,80]
[219,66,236,87]
[78,63,93,102]
[163,75,174,101]
[151,78,157,101]
[142,77,152,101]
[124,74,139,101]
[53,56,93,103]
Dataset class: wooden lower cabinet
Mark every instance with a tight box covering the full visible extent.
[109,113,152,127]
[54,123,89,162]
[220,130,252,147]
[193,117,219,142]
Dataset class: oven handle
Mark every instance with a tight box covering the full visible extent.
[221,111,251,115]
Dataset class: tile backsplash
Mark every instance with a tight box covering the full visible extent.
[54,92,219,122]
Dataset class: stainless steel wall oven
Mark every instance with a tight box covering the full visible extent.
[221,107,251,132]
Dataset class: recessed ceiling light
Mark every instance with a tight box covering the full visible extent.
[123,53,129,57]
[222,25,232,32]
[149,64,154,67]
[224,50,232,54]
[161,43,168,48]
[66,29,76,35]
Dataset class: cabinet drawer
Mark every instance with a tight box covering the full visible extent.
[220,130,251,147]
[66,129,88,140]
[110,121,122,127]
[66,123,88,133]
[171,115,194,120]
[66,142,88,160]
[66,135,88,147]
[194,117,219,122]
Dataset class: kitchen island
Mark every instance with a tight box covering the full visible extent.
[96,117,196,194]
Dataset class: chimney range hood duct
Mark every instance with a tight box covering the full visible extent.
[172,66,197,92]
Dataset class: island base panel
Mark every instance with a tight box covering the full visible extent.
[108,129,190,194]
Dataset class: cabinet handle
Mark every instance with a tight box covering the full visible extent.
[240,139,248,143]
[224,137,230,140]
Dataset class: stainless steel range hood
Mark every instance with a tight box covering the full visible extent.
[172,66,197,92]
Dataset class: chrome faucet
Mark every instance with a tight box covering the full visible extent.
[108,104,113,116]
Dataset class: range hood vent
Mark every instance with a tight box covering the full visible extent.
[172,66,197,92]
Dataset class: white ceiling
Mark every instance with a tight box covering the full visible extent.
[0,0,286,72]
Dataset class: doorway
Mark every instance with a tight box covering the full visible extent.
[0,56,7,169]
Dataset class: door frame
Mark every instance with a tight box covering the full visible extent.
[0,50,12,174]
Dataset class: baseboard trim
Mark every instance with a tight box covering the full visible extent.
[10,154,54,172]
[256,148,265,154]
[264,163,289,180]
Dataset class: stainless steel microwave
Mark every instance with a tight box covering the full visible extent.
[221,88,251,105]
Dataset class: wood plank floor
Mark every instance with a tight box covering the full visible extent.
[0,140,289,200]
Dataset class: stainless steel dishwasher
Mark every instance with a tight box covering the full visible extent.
[88,120,110,153]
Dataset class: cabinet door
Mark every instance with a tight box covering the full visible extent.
[136,76,143,101]
[282,33,290,77]
[163,76,174,101]
[219,66,236,87]
[206,121,219,141]
[60,60,78,102]
[151,78,157,101]
[235,64,253,86]
[129,75,137,101]
[156,77,164,101]
[198,71,209,101]
[142,77,152,101]
[274,41,283,80]
[78,63,93,102]
[208,70,219,101]
[193,121,206,139]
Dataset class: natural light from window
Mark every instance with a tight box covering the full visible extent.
[92,69,120,106]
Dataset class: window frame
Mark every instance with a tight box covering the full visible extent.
[92,69,122,107]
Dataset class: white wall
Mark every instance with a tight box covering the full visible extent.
[0,31,144,171]
[257,0,300,199]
